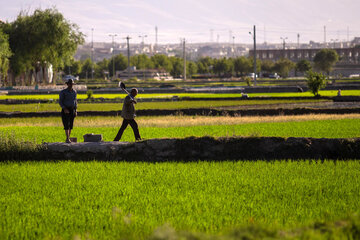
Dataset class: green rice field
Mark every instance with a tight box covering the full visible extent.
[1,161,359,239]
[1,117,360,143]
[0,99,328,112]
[0,89,359,100]
[1,88,360,239]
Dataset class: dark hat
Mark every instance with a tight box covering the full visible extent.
[66,79,75,84]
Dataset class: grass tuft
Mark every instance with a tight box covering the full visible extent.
[0,132,41,160]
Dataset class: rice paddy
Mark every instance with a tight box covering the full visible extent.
[1,89,360,239]
[1,161,360,239]
[0,89,359,100]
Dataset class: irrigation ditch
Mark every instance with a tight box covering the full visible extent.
[1,136,360,161]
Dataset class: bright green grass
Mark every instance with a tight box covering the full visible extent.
[0,161,359,239]
[0,99,327,112]
[249,90,360,97]
[1,119,359,143]
[0,90,359,100]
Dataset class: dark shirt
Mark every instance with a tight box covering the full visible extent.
[121,95,136,119]
[59,88,77,110]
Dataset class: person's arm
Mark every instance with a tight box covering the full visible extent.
[59,91,70,113]
[74,91,78,116]
[74,91,78,110]
[59,91,65,109]
[128,94,136,104]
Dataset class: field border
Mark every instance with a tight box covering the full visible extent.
[1,136,360,161]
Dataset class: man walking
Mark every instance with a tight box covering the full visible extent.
[59,79,77,143]
[114,88,141,141]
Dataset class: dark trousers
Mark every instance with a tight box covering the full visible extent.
[61,108,75,130]
[114,119,141,141]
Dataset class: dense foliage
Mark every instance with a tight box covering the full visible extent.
[1,8,84,85]
[313,48,339,75]
[306,70,327,96]
[0,28,11,82]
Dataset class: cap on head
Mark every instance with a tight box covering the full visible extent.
[66,79,75,85]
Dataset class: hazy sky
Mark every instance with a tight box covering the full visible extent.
[1,0,360,45]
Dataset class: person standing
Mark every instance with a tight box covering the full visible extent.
[114,88,141,141]
[59,79,77,143]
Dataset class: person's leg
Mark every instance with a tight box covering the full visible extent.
[114,119,129,141]
[65,130,70,142]
[62,110,71,142]
[68,113,75,137]
[129,119,141,140]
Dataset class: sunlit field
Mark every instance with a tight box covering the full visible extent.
[1,161,359,239]
[0,99,329,112]
[0,89,359,100]
[1,115,360,143]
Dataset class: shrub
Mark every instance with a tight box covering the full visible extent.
[243,76,252,86]
[86,90,93,99]
[306,70,327,97]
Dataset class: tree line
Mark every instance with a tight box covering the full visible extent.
[67,49,338,81]
[0,8,339,86]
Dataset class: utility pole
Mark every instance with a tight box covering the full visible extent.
[324,25,327,46]
[125,36,131,80]
[232,36,235,57]
[249,25,257,86]
[182,38,186,81]
[138,34,147,53]
[280,36,288,58]
[109,34,117,80]
[155,26,158,53]
[91,28,94,81]
[297,33,300,49]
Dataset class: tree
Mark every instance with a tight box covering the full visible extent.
[248,57,262,74]
[234,56,252,76]
[169,57,183,77]
[5,8,84,85]
[213,57,233,76]
[79,58,93,79]
[108,54,127,77]
[0,28,12,85]
[196,57,214,74]
[295,59,312,75]
[95,58,110,79]
[151,54,172,73]
[187,61,198,78]
[306,70,327,96]
[273,58,295,78]
[313,49,339,76]
[63,59,82,76]
[260,60,275,74]
[131,54,154,70]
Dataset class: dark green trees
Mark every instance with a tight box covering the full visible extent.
[4,8,84,85]
[313,49,339,76]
